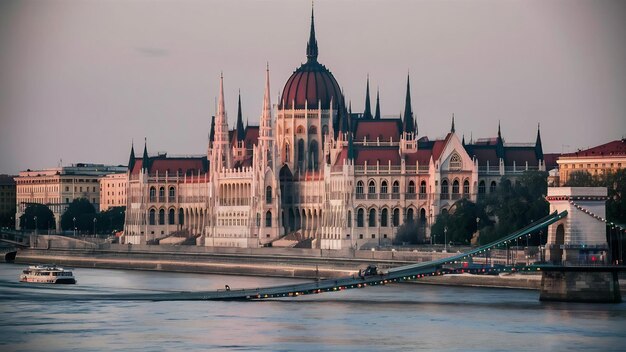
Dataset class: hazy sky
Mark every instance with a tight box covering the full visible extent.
[1,0,625,174]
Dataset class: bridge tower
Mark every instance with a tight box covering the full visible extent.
[545,187,608,264]
[542,187,620,303]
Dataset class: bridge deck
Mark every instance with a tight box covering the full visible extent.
[98,211,567,301]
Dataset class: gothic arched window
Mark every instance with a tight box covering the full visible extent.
[449,153,462,170]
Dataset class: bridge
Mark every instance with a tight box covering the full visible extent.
[115,210,568,301]
[151,188,622,302]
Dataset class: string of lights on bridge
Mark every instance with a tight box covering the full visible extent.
[569,200,626,233]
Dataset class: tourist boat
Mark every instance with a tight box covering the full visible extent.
[19,265,76,284]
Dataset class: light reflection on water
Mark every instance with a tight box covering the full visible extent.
[1,263,625,351]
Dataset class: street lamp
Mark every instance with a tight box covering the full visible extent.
[93,217,97,236]
[73,217,76,237]
[444,226,448,253]
[34,216,38,235]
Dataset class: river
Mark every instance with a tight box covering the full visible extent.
[0,263,625,351]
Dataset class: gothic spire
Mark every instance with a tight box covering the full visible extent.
[535,122,543,160]
[208,115,215,145]
[402,73,416,134]
[213,72,232,169]
[142,138,149,172]
[451,113,455,133]
[374,88,381,120]
[306,4,318,62]
[363,75,372,120]
[347,131,355,160]
[127,140,135,171]
[260,64,272,141]
[236,90,245,141]
[496,121,505,159]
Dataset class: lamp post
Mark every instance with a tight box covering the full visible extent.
[444,226,448,253]
[93,217,97,237]
[73,217,76,237]
[34,216,38,235]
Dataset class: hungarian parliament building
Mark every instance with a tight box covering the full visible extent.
[123,9,547,249]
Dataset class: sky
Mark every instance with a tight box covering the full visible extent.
[0,0,625,174]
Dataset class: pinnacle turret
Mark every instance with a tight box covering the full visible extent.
[363,75,372,120]
[306,5,318,62]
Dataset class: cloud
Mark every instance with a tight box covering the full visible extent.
[135,46,169,57]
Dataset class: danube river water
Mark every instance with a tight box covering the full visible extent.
[1,263,625,351]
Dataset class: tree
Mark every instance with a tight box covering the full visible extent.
[19,203,55,231]
[61,198,96,232]
[97,206,126,234]
[394,220,420,245]
[479,171,549,244]
[603,169,626,224]
[565,170,598,187]
[431,199,491,245]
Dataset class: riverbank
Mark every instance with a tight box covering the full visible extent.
[14,238,625,291]
[14,247,551,290]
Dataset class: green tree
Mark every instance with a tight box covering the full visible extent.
[61,198,96,232]
[565,170,598,187]
[96,206,126,234]
[19,203,55,230]
[431,199,491,245]
[480,171,549,244]
[603,169,626,224]
[394,220,420,245]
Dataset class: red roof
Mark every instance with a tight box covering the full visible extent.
[432,134,453,161]
[230,126,259,148]
[130,156,207,177]
[280,61,341,110]
[562,139,626,158]
[544,153,560,169]
[354,120,401,142]
[405,149,432,165]
[355,148,401,166]
[470,148,499,167]
[505,148,539,167]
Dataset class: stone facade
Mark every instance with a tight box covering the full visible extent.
[15,164,126,230]
[545,187,609,264]
[557,139,626,185]
[99,173,128,211]
[122,10,546,249]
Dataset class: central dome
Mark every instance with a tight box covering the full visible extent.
[279,8,341,110]
[280,61,341,110]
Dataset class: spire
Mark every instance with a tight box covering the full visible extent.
[142,138,149,172]
[451,113,455,133]
[340,93,349,134]
[374,88,381,120]
[535,122,543,160]
[236,90,245,141]
[363,75,372,120]
[496,121,505,159]
[462,134,465,146]
[347,132,356,160]
[260,64,272,141]
[402,73,416,134]
[208,115,216,145]
[127,140,135,171]
[306,3,318,62]
[213,72,231,169]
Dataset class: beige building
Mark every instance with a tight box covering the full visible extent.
[99,173,128,211]
[123,9,546,249]
[0,175,16,228]
[557,139,626,185]
[15,164,127,230]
